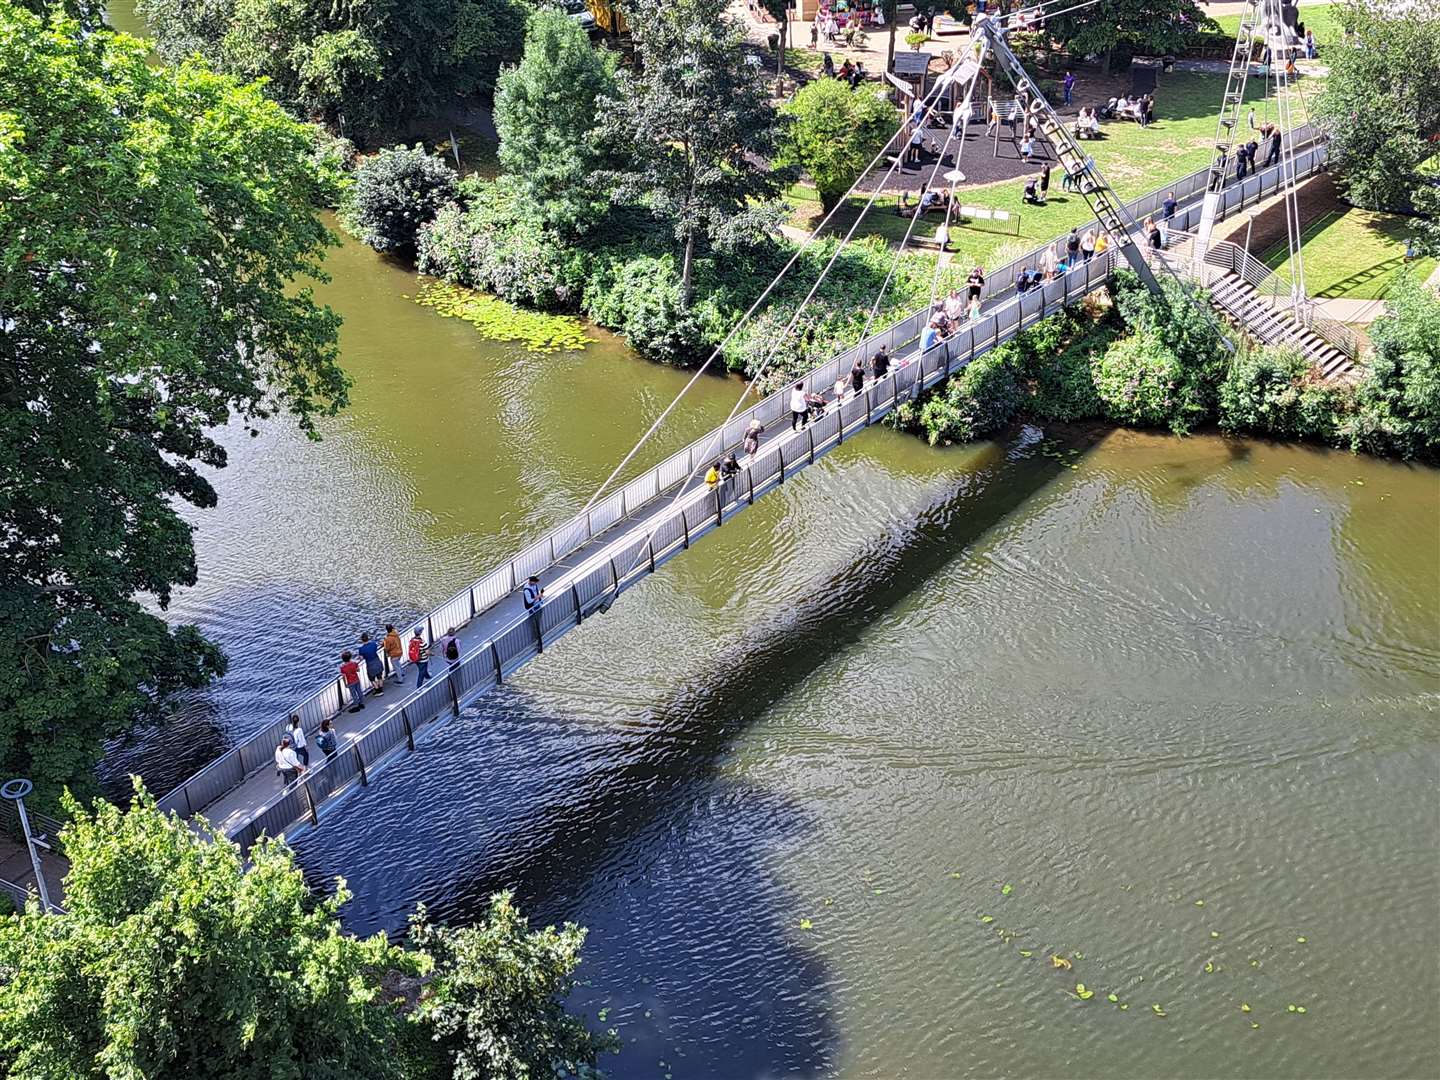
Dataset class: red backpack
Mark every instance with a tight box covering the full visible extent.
[408,637,422,663]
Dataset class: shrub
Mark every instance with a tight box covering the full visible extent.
[308,125,357,207]
[1092,331,1211,433]
[583,252,713,364]
[1344,272,1440,460]
[913,345,1025,445]
[1218,344,1345,440]
[349,144,459,254]
[778,80,896,209]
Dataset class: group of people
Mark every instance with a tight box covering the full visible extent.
[1014,226,1110,290]
[820,52,866,88]
[917,267,988,351]
[1101,93,1156,127]
[787,344,895,431]
[1023,163,1053,205]
[1072,106,1103,140]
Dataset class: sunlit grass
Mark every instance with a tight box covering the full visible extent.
[1259,207,1435,300]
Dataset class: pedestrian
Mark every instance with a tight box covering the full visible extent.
[339,650,365,713]
[822,51,834,78]
[1063,70,1075,107]
[872,346,891,380]
[920,314,944,353]
[1015,265,1031,293]
[522,575,544,616]
[275,735,305,786]
[409,629,431,689]
[967,295,982,321]
[809,19,818,48]
[1020,134,1034,162]
[1081,228,1096,261]
[288,713,309,765]
[1162,190,1178,223]
[382,624,404,683]
[316,717,338,761]
[1236,149,1248,182]
[790,380,810,431]
[1039,162,1051,203]
[935,219,950,253]
[718,452,740,504]
[966,265,985,303]
[1023,176,1041,205]
[438,627,460,668]
[1265,127,1282,167]
[1066,228,1080,264]
[1305,28,1316,59]
[943,287,965,323]
[1146,217,1163,250]
[357,631,384,696]
[906,126,925,166]
[742,418,764,457]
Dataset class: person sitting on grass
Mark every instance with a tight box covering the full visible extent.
[1024,176,1041,205]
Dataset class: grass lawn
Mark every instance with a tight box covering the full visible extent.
[1211,3,1343,47]
[787,69,1320,271]
[1258,207,1435,300]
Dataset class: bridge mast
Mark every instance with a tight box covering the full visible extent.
[1195,0,1263,254]
[971,14,1165,296]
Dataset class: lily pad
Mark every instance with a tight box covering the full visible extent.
[1241,1003,1251,1013]
[980,915,994,924]
[1204,962,1215,974]
[1194,899,1205,907]
[1296,936,1307,944]
[1152,1004,1167,1017]
[1119,1004,1129,1011]
[1001,883,1013,896]
[1211,931,1221,939]
[598,1008,610,1021]
[1296,1006,1307,1014]
[1107,993,1119,1004]
[799,918,813,930]
[1019,950,1033,958]
[415,282,594,353]
[1287,1005,1297,1013]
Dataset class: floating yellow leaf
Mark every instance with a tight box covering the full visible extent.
[1152,1004,1167,1017]
[1204,962,1215,974]
[1211,931,1221,939]
[798,918,813,930]
[1050,955,1072,970]
[1075,983,1094,1001]
[1296,936,1307,944]
[1240,1003,1251,1014]
[980,915,994,924]
[1194,899,1205,907]
[1001,883,1014,896]
[1018,950,1033,958]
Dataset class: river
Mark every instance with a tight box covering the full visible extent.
[99,8,1440,1074]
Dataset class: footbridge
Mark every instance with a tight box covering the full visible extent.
[156,127,1331,851]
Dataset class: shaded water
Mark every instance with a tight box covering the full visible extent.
[98,223,1440,1079]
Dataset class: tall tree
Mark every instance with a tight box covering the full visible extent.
[0,2,347,807]
[1042,0,1205,75]
[1350,272,1440,461]
[604,0,790,307]
[778,79,896,209]
[494,7,617,234]
[1315,0,1440,212]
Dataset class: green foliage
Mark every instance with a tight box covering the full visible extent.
[1316,2,1440,212]
[778,80,896,210]
[1041,0,1206,73]
[604,0,791,304]
[10,0,105,28]
[409,894,617,1080]
[0,5,345,807]
[1091,331,1207,433]
[0,783,423,1078]
[495,8,617,235]
[1218,344,1344,440]
[348,144,459,254]
[139,0,532,143]
[416,282,594,352]
[911,346,1026,445]
[1346,272,1440,460]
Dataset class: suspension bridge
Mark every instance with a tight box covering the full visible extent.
[149,5,1347,852]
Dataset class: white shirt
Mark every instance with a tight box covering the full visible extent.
[289,725,306,749]
[275,745,302,772]
[790,388,808,413]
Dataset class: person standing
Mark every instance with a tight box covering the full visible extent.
[906,126,925,166]
[316,717,338,761]
[850,357,866,396]
[522,575,544,622]
[408,629,431,689]
[742,418,764,457]
[790,381,810,431]
[275,736,305,786]
[382,624,404,683]
[944,287,965,323]
[966,266,985,303]
[1266,127,1282,167]
[1081,228,1096,262]
[872,346,891,380]
[1305,28,1316,59]
[288,713,309,765]
[1062,70,1076,107]
[1066,228,1081,265]
[339,651,364,713]
[437,627,460,668]
[1039,162,1051,204]
[357,631,384,696]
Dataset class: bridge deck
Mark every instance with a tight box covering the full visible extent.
[164,134,1331,850]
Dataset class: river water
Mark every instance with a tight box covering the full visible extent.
[95,9,1440,1071]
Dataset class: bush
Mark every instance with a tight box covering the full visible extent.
[1218,344,1345,441]
[1092,331,1210,433]
[308,125,357,207]
[583,252,712,364]
[778,80,896,210]
[1344,272,1440,460]
[912,345,1025,445]
[349,144,459,254]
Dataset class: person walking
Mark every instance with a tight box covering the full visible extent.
[382,624,404,683]
[790,381,810,431]
[438,627,460,668]
[288,713,309,765]
[906,126,925,167]
[850,357,866,396]
[1062,70,1076,107]
[1066,228,1081,265]
[1039,162,1051,204]
[1265,127,1282,168]
[1305,28,1316,59]
[1081,228,1096,262]
[316,717,338,761]
[275,735,305,786]
[872,346,891,380]
[742,418,764,457]
[357,631,384,696]
[339,651,365,713]
[409,629,431,689]
[966,266,985,303]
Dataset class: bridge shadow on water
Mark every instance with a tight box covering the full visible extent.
[284,423,1100,1078]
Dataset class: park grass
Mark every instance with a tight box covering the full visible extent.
[1211,3,1343,46]
[787,69,1318,270]
[783,47,825,74]
[1258,207,1435,300]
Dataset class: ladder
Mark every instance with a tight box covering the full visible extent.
[973,16,1163,294]
[1195,0,1262,254]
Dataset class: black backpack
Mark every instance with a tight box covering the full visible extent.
[445,639,459,661]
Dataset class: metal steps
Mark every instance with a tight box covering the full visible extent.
[1206,272,1355,381]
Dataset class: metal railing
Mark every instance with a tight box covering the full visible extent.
[223,254,1120,850]
[158,125,1330,831]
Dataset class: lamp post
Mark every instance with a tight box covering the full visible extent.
[1,779,55,914]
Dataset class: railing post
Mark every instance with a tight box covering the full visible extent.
[353,744,368,786]
[610,558,621,590]
[491,641,503,683]
[714,486,723,525]
[400,707,415,751]
[447,673,461,716]
[647,537,656,572]
[426,615,435,642]
[747,467,756,504]
[808,424,816,462]
[572,583,583,625]
[585,509,593,539]
[469,589,476,619]
[682,511,691,549]
[301,779,320,827]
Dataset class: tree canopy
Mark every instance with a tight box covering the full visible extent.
[137,0,533,141]
[349,144,461,254]
[604,0,790,305]
[0,2,347,807]
[1040,0,1206,73]
[1315,0,1440,213]
[494,7,618,235]
[1351,272,1440,460]
[778,80,896,210]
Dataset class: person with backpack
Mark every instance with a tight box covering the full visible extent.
[357,631,384,696]
[409,629,431,689]
[316,717,338,761]
[382,624,404,682]
[437,628,461,669]
[275,735,305,786]
[288,713,309,765]
[339,651,364,713]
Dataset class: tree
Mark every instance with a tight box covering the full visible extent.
[604,0,790,307]
[0,3,347,807]
[1315,1,1440,212]
[1042,0,1205,75]
[779,79,895,210]
[1348,272,1440,460]
[409,895,617,1080]
[494,8,617,234]
[349,144,461,254]
[138,0,532,142]
[0,784,424,1078]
